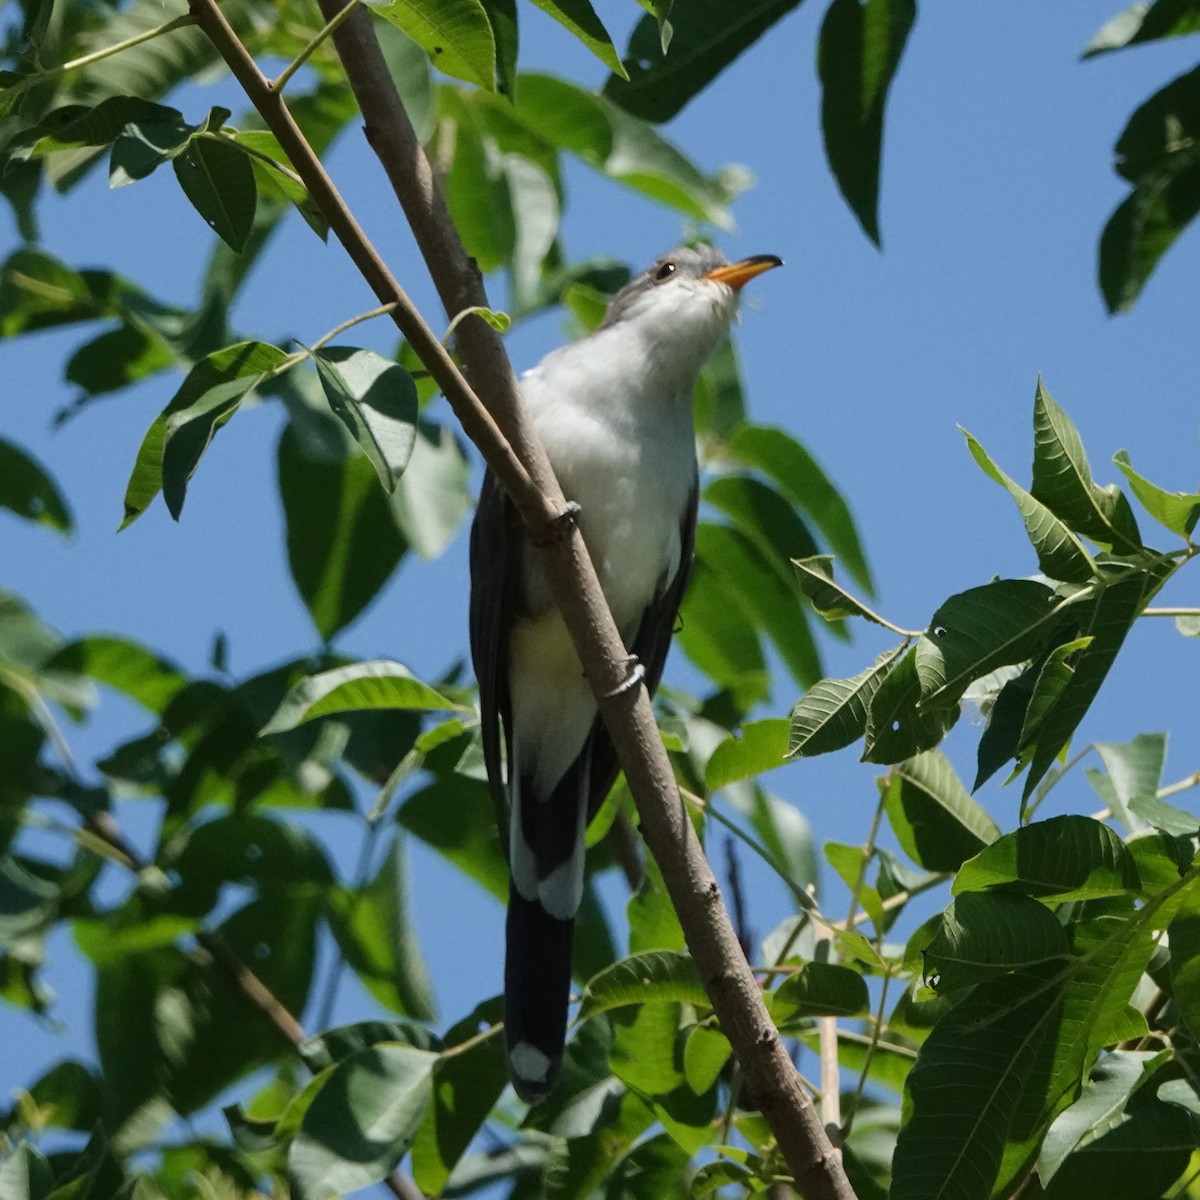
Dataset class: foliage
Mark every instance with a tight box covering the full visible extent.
[3,2,1200,1200]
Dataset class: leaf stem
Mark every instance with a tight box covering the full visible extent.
[270,0,360,93]
[7,13,199,94]
[1142,607,1200,618]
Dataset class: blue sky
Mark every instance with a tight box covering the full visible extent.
[4,0,1199,1174]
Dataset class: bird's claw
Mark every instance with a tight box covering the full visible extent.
[605,656,645,698]
[533,501,581,546]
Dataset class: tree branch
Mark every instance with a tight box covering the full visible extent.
[188,2,854,1194]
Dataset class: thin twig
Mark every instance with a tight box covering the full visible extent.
[270,0,359,93]
[2,13,197,96]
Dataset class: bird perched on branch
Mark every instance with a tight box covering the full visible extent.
[469,244,782,1102]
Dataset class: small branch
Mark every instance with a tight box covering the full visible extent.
[1159,770,1200,800]
[269,0,359,93]
[1142,607,1200,618]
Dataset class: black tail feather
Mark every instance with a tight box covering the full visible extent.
[505,887,574,1102]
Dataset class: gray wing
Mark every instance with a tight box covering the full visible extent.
[468,469,526,844]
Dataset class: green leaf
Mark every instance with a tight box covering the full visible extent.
[1093,732,1166,832]
[1037,1050,1162,1185]
[310,347,419,494]
[953,815,1141,901]
[398,767,507,901]
[121,340,289,527]
[288,1044,437,1200]
[963,429,1097,582]
[327,834,436,1019]
[578,950,706,1017]
[506,74,736,227]
[0,856,59,948]
[410,1021,507,1193]
[65,323,176,399]
[1030,381,1142,550]
[277,409,407,641]
[0,247,143,338]
[770,962,869,1021]
[300,1020,440,1072]
[8,96,180,158]
[817,0,916,245]
[1113,449,1200,537]
[704,719,788,790]
[884,750,1000,872]
[0,438,72,535]
[915,579,1060,707]
[890,967,1062,1200]
[603,0,802,123]
[45,635,187,714]
[676,560,769,709]
[695,522,821,688]
[262,661,458,734]
[1023,560,1171,798]
[1169,911,1200,1043]
[921,891,1069,994]
[1085,0,1200,57]
[0,1142,54,1200]
[705,477,819,591]
[389,420,471,560]
[1040,1085,1200,1199]
[172,133,258,252]
[527,0,624,75]
[609,1000,687,1097]
[792,555,885,625]
[863,646,960,765]
[225,129,329,239]
[730,423,873,590]
[364,0,497,90]
[787,649,903,759]
[682,1024,731,1095]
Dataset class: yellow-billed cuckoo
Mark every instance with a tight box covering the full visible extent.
[469,245,782,1101]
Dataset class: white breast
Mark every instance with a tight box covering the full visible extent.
[520,327,697,636]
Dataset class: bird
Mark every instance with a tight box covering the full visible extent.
[469,244,783,1102]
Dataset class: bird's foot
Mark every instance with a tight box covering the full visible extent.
[605,655,646,698]
[533,500,581,546]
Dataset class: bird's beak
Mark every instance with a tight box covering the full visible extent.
[703,254,784,292]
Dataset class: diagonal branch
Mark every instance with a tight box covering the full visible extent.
[187,2,854,1195]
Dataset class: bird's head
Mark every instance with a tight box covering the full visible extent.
[598,245,783,376]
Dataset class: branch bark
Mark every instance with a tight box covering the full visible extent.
[188,3,854,1195]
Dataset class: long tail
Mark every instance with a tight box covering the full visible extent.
[504,745,592,1102]
[504,889,574,1102]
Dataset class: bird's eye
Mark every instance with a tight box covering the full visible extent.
[655,261,676,282]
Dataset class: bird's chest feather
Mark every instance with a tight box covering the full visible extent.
[524,381,696,636]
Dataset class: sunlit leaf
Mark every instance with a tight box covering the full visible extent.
[288,1044,437,1199]
[578,950,706,1017]
[364,0,497,90]
[953,815,1141,901]
[705,718,788,790]
[262,661,458,734]
[1113,450,1200,537]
